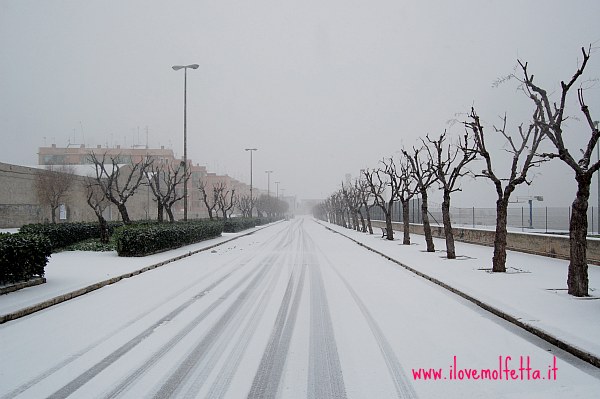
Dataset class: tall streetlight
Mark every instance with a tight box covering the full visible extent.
[265,170,273,197]
[274,181,280,199]
[245,148,258,216]
[172,63,199,221]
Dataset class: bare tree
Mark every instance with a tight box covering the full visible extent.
[199,179,219,220]
[35,165,75,223]
[324,191,347,227]
[363,159,401,240]
[356,178,374,234]
[83,177,110,243]
[88,152,152,224]
[395,156,418,245]
[237,194,253,218]
[216,183,236,219]
[519,47,597,296]
[425,130,477,259]
[255,194,266,218]
[145,162,188,222]
[403,146,439,252]
[465,107,545,272]
[341,182,362,231]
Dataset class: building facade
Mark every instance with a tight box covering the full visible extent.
[2,144,255,226]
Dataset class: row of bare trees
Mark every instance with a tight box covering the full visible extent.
[318,135,476,261]
[317,46,598,297]
[36,152,273,242]
[199,182,289,220]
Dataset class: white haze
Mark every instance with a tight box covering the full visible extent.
[0,0,599,206]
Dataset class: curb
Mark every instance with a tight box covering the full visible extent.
[0,277,46,295]
[318,221,600,370]
[0,222,279,324]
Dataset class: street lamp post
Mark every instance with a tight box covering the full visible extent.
[274,181,280,199]
[265,170,273,197]
[245,148,258,216]
[172,63,199,221]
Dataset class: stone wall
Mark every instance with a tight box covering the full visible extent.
[370,220,600,265]
[0,162,157,228]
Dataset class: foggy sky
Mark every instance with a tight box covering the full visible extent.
[1,0,599,207]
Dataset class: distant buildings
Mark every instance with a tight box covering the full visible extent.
[0,144,255,227]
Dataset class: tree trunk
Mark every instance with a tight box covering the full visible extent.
[97,215,110,243]
[421,191,435,252]
[385,202,394,240]
[117,203,131,224]
[365,205,373,234]
[157,202,164,222]
[492,198,509,272]
[352,211,360,231]
[166,207,175,222]
[441,191,456,259]
[51,205,58,223]
[401,199,410,245]
[347,209,353,229]
[567,175,590,296]
[358,209,366,232]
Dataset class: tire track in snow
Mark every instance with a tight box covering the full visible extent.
[4,255,249,399]
[304,230,347,399]
[105,223,299,398]
[307,267,347,399]
[5,225,290,399]
[162,253,282,398]
[246,256,307,398]
[203,256,285,399]
[314,234,418,399]
[150,256,273,398]
[101,260,276,398]
[202,220,304,398]
[49,260,266,399]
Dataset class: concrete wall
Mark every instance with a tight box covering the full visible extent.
[0,162,157,228]
[370,220,600,265]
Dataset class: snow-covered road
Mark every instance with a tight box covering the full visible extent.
[1,218,599,398]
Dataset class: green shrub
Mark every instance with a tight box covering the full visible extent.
[223,218,257,233]
[114,220,224,257]
[19,222,123,250]
[0,233,52,284]
[62,238,117,252]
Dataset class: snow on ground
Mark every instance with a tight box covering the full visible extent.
[0,228,265,316]
[0,218,599,398]
[321,220,600,361]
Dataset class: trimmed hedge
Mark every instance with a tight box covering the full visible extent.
[222,217,277,232]
[19,222,123,250]
[223,218,258,233]
[114,220,224,257]
[0,233,52,284]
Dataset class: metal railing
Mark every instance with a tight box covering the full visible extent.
[364,200,598,234]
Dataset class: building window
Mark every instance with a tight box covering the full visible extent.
[59,204,67,220]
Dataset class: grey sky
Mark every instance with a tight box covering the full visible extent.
[1,0,599,206]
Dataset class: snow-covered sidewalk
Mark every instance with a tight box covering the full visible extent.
[319,220,600,364]
[0,225,274,319]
